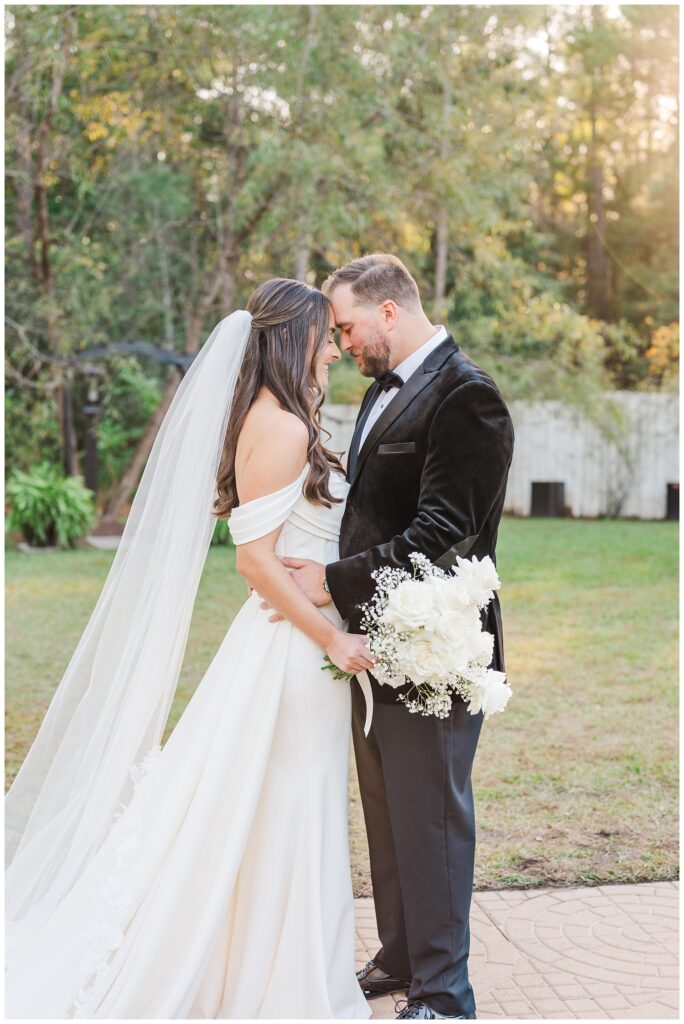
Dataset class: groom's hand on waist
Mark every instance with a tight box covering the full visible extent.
[259,557,331,622]
[279,556,330,605]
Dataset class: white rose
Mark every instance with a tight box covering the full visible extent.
[381,579,438,631]
[467,669,512,718]
[423,629,471,675]
[470,629,495,666]
[401,637,449,684]
[446,638,473,675]
[434,609,464,641]
[432,600,479,640]
[460,663,487,688]
[453,554,501,608]
[431,576,471,614]
[438,596,481,628]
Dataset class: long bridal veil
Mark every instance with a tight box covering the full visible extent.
[6,310,252,944]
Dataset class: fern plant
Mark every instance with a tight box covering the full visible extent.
[6,463,95,548]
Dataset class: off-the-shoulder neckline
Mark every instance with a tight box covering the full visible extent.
[232,461,350,515]
[232,463,309,514]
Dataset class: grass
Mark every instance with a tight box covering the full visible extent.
[5,518,678,895]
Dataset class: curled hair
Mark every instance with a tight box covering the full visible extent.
[213,278,343,519]
[322,252,421,312]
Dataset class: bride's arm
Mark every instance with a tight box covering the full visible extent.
[233,408,374,676]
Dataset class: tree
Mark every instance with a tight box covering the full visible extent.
[5,5,678,507]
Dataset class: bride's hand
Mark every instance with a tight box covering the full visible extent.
[325,631,376,676]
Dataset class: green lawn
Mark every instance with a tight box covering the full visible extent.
[5,518,678,894]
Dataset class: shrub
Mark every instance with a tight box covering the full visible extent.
[4,389,62,480]
[646,322,679,391]
[6,463,95,548]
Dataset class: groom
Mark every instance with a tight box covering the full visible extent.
[282,254,514,1020]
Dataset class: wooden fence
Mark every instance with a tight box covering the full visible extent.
[322,392,678,520]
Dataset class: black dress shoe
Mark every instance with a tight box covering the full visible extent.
[356,958,411,998]
[396,1000,476,1020]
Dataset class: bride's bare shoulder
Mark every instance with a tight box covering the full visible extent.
[235,394,308,503]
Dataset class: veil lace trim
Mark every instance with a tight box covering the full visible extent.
[70,745,162,1018]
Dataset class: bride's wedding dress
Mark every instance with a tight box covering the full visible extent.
[6,464,371,1020]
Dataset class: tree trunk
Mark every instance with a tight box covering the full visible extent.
[434,205,448,308]
[291,6,318,284]
[294,235,309,281]
[32,17,81,475]
[586,78,609,319]
[157,210,175,348]
[15,97,36,280]
[62,371,79,477]
[433,80,452,314]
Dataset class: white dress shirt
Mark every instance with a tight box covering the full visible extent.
[358,326,450,448]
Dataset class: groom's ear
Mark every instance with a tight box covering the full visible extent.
[379,299,400,330]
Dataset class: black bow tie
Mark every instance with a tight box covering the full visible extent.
[374,370,404,392]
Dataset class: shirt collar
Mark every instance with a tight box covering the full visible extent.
[393,326,450,383]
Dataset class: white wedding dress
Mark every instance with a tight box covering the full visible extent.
[6,464,371,1021]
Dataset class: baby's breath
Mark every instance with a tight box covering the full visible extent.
[322,552,512,721]
[408,551,448,580]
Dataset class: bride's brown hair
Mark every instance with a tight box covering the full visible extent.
[213,278,344,519]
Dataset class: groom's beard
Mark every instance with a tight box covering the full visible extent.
[356,330,391,378]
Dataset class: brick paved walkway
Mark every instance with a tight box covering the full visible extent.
[355,881,678,1019]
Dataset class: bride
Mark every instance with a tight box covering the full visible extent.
[5,278,375,1019]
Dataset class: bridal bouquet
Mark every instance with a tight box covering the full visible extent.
[325,552,513,720]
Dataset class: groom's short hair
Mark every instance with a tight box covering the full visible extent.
[322,253,421,312]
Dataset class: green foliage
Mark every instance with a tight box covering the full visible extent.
[97,358,163,495]
[454,276,611,410]
[5,391,62,478]
[210,517,233,547]
[6,463,95,548]
[328,354,372,404]
[645,322,679,392]
[4,4,678,493]
[596,319,649,390]
[535,5,679,331]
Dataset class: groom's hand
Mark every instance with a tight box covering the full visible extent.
[280,556,330,605]
[259,556,330,622]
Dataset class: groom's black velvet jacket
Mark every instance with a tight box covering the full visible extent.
[325,335,515,704]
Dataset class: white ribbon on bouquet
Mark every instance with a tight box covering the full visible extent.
[357,670,374,737]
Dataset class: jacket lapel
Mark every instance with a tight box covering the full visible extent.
[350,336,459,487]
[346,380,381,481]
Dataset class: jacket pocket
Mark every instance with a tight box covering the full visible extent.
[377,441,416,454]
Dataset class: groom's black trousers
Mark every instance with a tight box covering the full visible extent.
[352,683,483,1018]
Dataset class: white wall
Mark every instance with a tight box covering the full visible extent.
[322,392,679,520]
